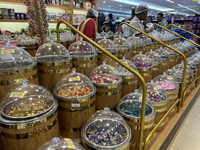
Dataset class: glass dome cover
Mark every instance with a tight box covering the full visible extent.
[37,137,85,150]
[155,47,171,60]
[107,30,115,37]
[81,107,131,149]
[127,36,143,47]
[53,68,96,100]
[64,31,75,42]
[181,61,198,73]
[174,63,194,77]
[164,46,179,56]
[68,40,97,58]
[188,56,200,67]
[16,33,36,45]
[131,52,153,68]
[145,49,163,64]
[96,32,102,40]
[0,42,36,72]
[139,34,152,46]
[100,31,109,39]
[35,41,72,63]
[165,67,184,84]
[0,34,13,41]
[113,36,131,50]
[95,38,118,53]
[0,80,54,119]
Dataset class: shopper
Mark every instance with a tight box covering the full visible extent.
[108,14,116,33]
[156,13,168,32]
[76,8,98,41]
[128,4,153,36]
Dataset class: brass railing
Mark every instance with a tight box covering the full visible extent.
[102,25,110,32]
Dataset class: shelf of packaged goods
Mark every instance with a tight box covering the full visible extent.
[0,20,71,24]
[73,8,88,11]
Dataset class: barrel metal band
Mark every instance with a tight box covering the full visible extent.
[138,67,153,71]
[73,62,96,67]
[39,68,70,74]
[73,57,96,61]
[96,84,121,89]
[119,49,131,52]
[133,122,154,130]
[122,81,137,85]
[140,72,153,76]
[153,67,162,71]
[124,116,155,123]
[58,95,95,104]
[122,76,136,80]
[37,61,71,66]
[0,67,37,76]
[96,89,121,96]
[118,53,132,57]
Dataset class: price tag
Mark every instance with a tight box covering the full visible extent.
[140,96,142,99]
[10,92,25,98]
[140,57,146,60]
[154,86,162,90]
[43,43,52,47]
[1,49,15,54]
[71,103,80,107]
[168,69,171,71]
[168,77,173,80]
[110,66,115,70]
[69,77,80,82]
[64,138,75,148]
[123,61,128,65]
[153,53,158,56]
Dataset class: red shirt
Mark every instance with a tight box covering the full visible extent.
[78,19,96,41]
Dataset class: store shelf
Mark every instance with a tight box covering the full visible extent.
[0,20,71,24]
[46,4,71,10]
[73,8,88,11]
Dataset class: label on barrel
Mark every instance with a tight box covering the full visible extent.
[10,92,25,98]
[168,77,173,80]
[1,49,15,54]
[154,86,162,90]
[43,43,52,47]
[69,77,80,82]
[71,103,80,107]
[64,138,76,148]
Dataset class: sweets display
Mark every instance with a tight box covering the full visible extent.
[155,81,176,90]
[145,50,163,64]
[95,38,118,53]
[99,32,109,39]
[147,90,167,102]
[90,73,119,84]
[131,52,153,68]
[134,62,152,68]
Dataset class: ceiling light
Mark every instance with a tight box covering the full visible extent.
[132,7,134,8]
[119,4,122,6]
[166,0,174,3]
[103,1,105,3]
[177,4,184,7]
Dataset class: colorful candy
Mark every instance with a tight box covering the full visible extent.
[134,62,152,68]
[155,81,176,90]
[147,90,166,102]
[90,73,119,84]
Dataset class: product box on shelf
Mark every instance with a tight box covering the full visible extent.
[91,3,95,9]
[7,9,14,14]
[15,13,20,20]
[63,0,70,6]
[9,15,15,20]
[0,8,8,14]
[59,0,63,5]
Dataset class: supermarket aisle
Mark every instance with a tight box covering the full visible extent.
[169,96,200,150]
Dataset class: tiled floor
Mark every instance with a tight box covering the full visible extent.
[169,96,200,150]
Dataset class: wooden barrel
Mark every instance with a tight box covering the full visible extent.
[132,47,143,57]
[18,45,37,57]
[118,49,132,60]
[143,44,152,54]
[185,75,194,96]
[0,66,38,102]
[72,56,97,77]
[170,55,179,68]
[109,36,115,41]
[0,132,3,150]
[0,111,60,150]
[162,58,170,73]
[121,75,137,97]
[152,63,163,79]
[137,67,153,87]
[97,52,118,66]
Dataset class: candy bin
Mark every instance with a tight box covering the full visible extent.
[37,137,85,150]
[116,90,156,150]
[152,42,160,51]
[100,32,109,39]
[146,49,163,78]
[140,34,152,53]
[95,38,118,66]
[96,32,103,43]
[108,30,115,40]
[153,73,179,117]
[82,107,131,150]
[69,40,97,77]
[90,61,122,110]
[16,33,37,57]
[35,42,72,92]
[131,52,154,87]
[127,35,144,57]
[164,46,179,68]
[0,80,59,150]
[113,36,132,60]
[177,42,189,58]
[0,42,38,102]
[139,80,169,132]
[0,34,13,42]
[155,47,171,73]
[53,69,96,143]
[113,56,138,97]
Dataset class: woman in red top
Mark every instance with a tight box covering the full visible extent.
[76,9,98,41]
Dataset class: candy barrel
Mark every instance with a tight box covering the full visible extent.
[82,108,131,150]
[99,32,109,39]
[90,62,122,110]
[108,31,115,41]
[96,32,103,43]
[146,50,163,78]
[127,36,144,57]
[0,80,59,150]
[113,57,138,97]
[164,47,179,68]
[0,44,38,102]
[113,37,132,60]
[140,35,152,54]
[36,42,72,92]
[69,40,97,77]
[152,42,160,51]
[53,69,96,143]
[116,91,156,150]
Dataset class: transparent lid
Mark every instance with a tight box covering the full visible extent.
[158,33,167,42]
[53,68,95,100]
[0,34,13,41]
[35,42,72,63]
[95,38,118,53]
[81,107,131,149]
[181,61,198,72]
[96,32,102,40]
[64,31,75,42]
[164,46,179,56]
[116,90,156,119]
[68,40,97,58]
[107,30,115,37]
[139,80,168,103]
[100,31,109,39]
[153,73,178,90]
[171,44,183,53]
[188,56,200,67]
[37,137,85,150]
[113,37,131,50]
[145,49,163,64]
[139,34,152,46]
[0,42,36,72]
[165,67,183,83]
[90,61,122,86]
[16,33,36,45]
[115,31,123,37]
[0,80,54,119]
[174,63,194,77]
[113,56,138,76]
[127,35,143,47]
[155,47,171,60]
[130,52,153,68]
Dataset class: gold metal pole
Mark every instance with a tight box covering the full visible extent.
[102,25,109,32]
[167,24,200,39]
[164,24,167,28]
[57,20,147,150]
[118,22,187,150]
[154,23,200,48]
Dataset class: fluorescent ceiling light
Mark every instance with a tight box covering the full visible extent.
[119,5,122,6]
[177,4,184,7]
[166,0,174,3]
[103,1,105,3]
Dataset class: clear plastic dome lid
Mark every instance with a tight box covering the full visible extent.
[81,107,131,149]
[37,137,85,150]
[115,31,123,37]
[171,44,184,53]
[188,56,200,67]
[0,42,36,72]
[158,33,167,42]
[90,61,122,86]
[181,61,198,72]
[113,56,138,76]
[68,40,97,58]
[100,31,109,39]
[155,47,171,60]
[0,80,54,119]
[113,37,131,50]
[35,42,72,63]
[127,35,144,47]
[16,33,36,45]
[139,34,152,45]
[131,52,153,68]
[164,46,179,56]
[95,38,118,53]
[107,30,115,37]
[174,63,194,77]
[64,31,75,42]
[139,80,168,103]
[53,68,95,100]
[145,49,163,64]
[116,90,156,119]
[165,67,183,83]
[48,33,67,43]
[153,73,178,90]
[96,32,102,40]
[0,34,13,41]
